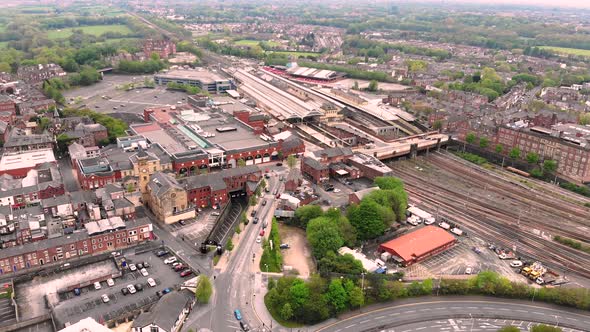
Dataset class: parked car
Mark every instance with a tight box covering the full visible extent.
[101,294,109,303]
[147,278,156,287]
[162,288,172,295]
[127,284,137,294]
[135,283,144,292]
[74,288,81,296]
[143,262,151,268]
[137,263,144,269]
[180,269,193,277]
[155,250,169,257]
[276,162,283,166]
[510,260,523,268]
[279,243,290,249]
[465,267,473,275]
[174,264,185,271]
[94,282,101,290]
[179,219,186,226]
[256,236,262,243]
[156,290,163,297]
[164,257,177,264]
[121,287,129,296]
[107,278,115,287]
[211,212,220,216]
[234,309,242,321]
[140,268,149,277]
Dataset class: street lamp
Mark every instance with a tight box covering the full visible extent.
[361,272,366,296]
[265,263,268,273]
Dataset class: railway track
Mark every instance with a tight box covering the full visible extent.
[389,153,590,279]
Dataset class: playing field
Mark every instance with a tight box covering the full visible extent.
[539,46,590,57]
[47,24,133,39]
[235,39,281,47]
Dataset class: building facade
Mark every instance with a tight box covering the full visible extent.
[146,172,195,224]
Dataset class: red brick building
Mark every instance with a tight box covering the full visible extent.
[0,95,16,115]
[379,226,456,266]
[143,39,176,59]
[0,218,153,275]
[301,157,329,183]
[496,125,590,183]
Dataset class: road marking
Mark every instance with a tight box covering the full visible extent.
[532,311,543,315]
[360,320,370,324]
[405,310,416,313]
[415,328,426,331]
[344,324,357,329]
[389,313,400,316]
[375,315,386,319]
[515,309,527,313]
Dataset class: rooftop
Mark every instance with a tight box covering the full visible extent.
[380,226,456,262]
[4,129,53,148]
[132,289,194,329]
[155,68,228,84]
[0,149,56,172]
[58,317,112,332]
[348,153,393,175]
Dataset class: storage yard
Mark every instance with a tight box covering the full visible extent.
[389,151,590,284]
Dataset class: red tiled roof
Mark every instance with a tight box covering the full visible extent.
[380,226,456,262]
[133,123,162,133]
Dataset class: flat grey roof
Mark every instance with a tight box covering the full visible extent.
[156,69,228,84]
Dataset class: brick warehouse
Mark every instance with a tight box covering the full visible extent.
[379,226,456,266]
[0,218,153,275]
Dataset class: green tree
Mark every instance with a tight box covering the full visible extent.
[526,152,539,164]
[543,159,557,174]
[289,279,310,310]
[126,183,134,193]
[226,238,234,251]
[466,132,477,144]
[347,199,385,240]
[286,154,298,169]
[495,144,504,154]
[496,327,520,332]
[237,158,246,167]
[509,147,521,159]
[368,80,378,91]
[195,276,213,304]
[530,325,562,332]
[306,217,344,259]
[249,195,257,206]
[294,205,323,228]
[479,137,489,149]
[280,303,294,321]
[325,279,349,313]
[318,251,364,276]
[348,285,364,308]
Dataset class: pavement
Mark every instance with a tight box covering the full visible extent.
[312,296,590,332]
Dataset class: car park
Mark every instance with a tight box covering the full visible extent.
[101,294,109,303]
[129,264,137,271]
[121,287,129,296]
[127,284,137,294]
[180,269,193,277]
[94,282,101,290]
[147,278,156,287]
[140,268,149,277]
[234,309,242,320]
[164,257,177,264]
[107,278,115,287]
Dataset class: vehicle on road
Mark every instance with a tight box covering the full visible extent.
[234,309,242,320]
[262,200,267,206]
[94,282,101,290]
[276,162,283,166]
[250,210,257,217]
[121,287,129,296]
[211,211,220,216]
[147,278,156,287]
[260,229,265,236]
[129,264,137,271]
[240,321,250,331]
[180,269,193,277]
[256,236,262,243]
[107,278,115,287]
[127,284,137,294]
[101,294,109,303]
[155,250,169,257]
[262,220,268,229]
[280,243,290,249]
[253,217,259,224]
[164,257,177,264]
[140,268,149,277]
[510,260,523,267]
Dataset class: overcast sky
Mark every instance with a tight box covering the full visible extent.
[436,0,590,9]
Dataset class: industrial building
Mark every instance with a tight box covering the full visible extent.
[154,68,234,94]
[379,226,456,266]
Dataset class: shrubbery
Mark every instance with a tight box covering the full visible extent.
[260,218,283,272]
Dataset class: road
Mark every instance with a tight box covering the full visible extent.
[206,172,284,332]
[315,297,590,332]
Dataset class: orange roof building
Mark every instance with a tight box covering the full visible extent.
[379,226,456,266]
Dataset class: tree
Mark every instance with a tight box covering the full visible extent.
[325,279,349,313]
[479,137,489,149]
[348,285,364,308]
[368,80,378,91]
[226,238,234,251]
[126,183,134,193]
[530,325,562,332]
[347,199,385,240]
[195,276,213,304]
[237,158,246,167]
[496,327,520,332]
[280,303,294,321]
[495,144,504,154]
[543,159,557,174]
[289,279,310,310]
[318,251,364,276]
[509,147,521,159]
[294,205,323,228]
[306,217,344,259]
[465,132,477,144]
[526,152,539,164]
[286,154,298,169]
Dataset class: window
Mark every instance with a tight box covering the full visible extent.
[150,327,159,332]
